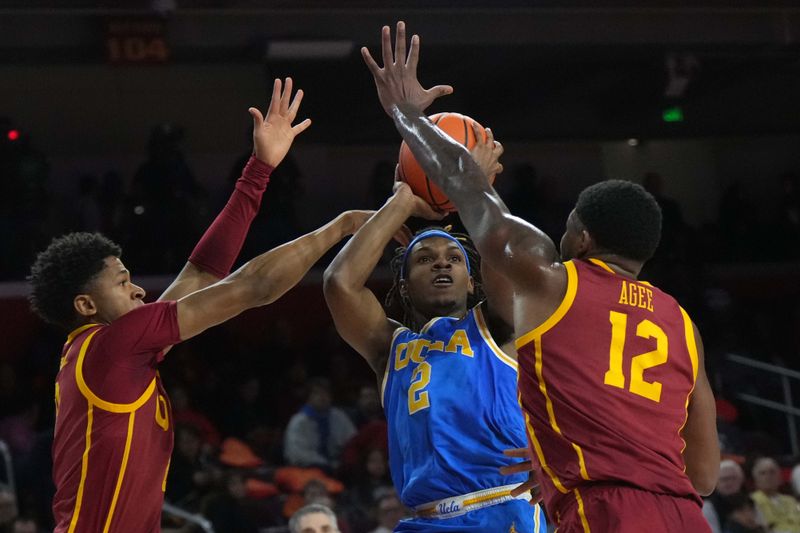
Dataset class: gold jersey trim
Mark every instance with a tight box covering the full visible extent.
[75,329,157,413]
[474,304,517,371]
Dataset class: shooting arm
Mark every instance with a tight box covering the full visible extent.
[324,188,433,374]
[175,211,364,341]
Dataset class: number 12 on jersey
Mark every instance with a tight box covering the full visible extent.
[604,311,669,402]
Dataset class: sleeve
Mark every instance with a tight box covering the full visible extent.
[188,156,272,278]
[79,302,181,405]
[92,301,181,368]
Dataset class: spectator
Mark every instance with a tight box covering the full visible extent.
[165,424,210,507]
[202,471,259,533]
[368,491,407,533]
[288,503,340,533]
[705,460,761,533]
[10,517,38,533]
[346,385,383,429]
[284,378,356,471]
[751,457,800,533]
[724,493,768,533]
[341,448,393,531]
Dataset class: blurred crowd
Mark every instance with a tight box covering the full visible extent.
[1,121,800,532]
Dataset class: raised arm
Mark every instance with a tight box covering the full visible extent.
[681,324,720,496]
[160,77,311,301]
[362,23,559,293]
[323,183,442,375]
[175,210,369,342]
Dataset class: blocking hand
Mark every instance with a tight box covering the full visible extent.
[362,21,453,116]
[249,77,312,168]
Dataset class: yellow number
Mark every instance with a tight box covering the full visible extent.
[604,312,669,402]
[155,394,169,430]
[630,320,669,402]
[408,362,432,414]
[604,311,627,388]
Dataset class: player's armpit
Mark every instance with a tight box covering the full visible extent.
[681,324,720,496]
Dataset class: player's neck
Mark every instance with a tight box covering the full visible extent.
[587,253,642,279]
[411,303,467,330]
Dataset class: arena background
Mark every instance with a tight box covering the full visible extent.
[1,2,799,532]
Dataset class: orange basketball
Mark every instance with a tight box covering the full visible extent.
[397,112,495,212]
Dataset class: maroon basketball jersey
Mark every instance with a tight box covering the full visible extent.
[52,302,181,533]
[516,259,700,523]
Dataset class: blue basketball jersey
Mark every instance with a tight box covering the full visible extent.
[382,304,529,507]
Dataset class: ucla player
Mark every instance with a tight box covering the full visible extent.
[362,21,720,532]
[323,175,546,529]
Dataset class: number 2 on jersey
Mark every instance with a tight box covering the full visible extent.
[604,311,668,402]
[408,361,432,414]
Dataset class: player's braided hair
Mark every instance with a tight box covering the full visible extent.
[575,179,662,261]
[28,232,122,330]
[385,226,484,331]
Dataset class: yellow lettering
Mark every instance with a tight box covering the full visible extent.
[636,285,647,309]
[629,283,639,307]
[394,342,409,371]
[55,382,60,416]
[445,330,474,357]
[410,339,431,364]
[428,340,445,352]
[618,282,629,305]
[645,288,654,311]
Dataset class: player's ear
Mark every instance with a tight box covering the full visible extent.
[467,276,475,295]
[576,229,593,257]
[399,279,409,298]
[74,294,98,318]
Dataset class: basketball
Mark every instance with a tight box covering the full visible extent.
[397,112,495,212]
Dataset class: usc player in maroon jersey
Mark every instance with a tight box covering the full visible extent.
[362,21,719,532]
[29,78,371,533]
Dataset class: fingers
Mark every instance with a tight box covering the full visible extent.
[483,124,494,144]
[381,25,393,69]
[473,122,488,145]
[361,47,382,76]
[406,34,420,71]
[280,77,293,113]
[268,78,282,113]
[288,88,304,119]
[503,447,531,458]
[510,479,537,498]
[499,460,534,476]
[427,85,454,101]
[291,118,312,136]
[394,21,406,66]
[248,107,264,127]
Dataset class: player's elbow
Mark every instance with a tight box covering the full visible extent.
[323,265,352,297]
[687,462,720,496]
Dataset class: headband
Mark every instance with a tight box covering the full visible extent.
[400,229,471,280]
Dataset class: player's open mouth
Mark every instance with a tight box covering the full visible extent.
[433,274,453,286]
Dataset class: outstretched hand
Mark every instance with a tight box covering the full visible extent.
[500,447,543,505]
[362,21,453,116]
[469,124,504,180]
[249,77,312,168]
